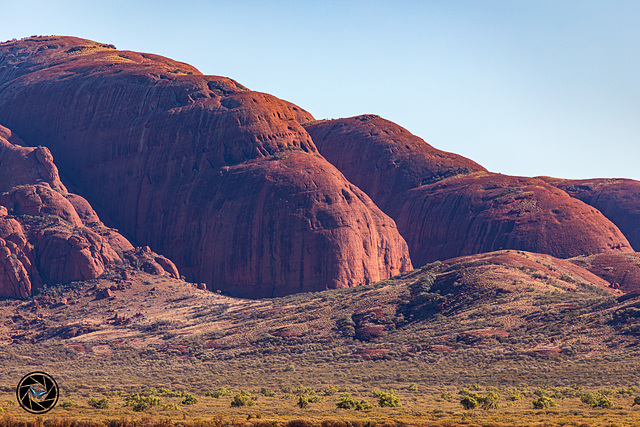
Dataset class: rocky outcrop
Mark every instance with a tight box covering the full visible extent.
[0,125,178,298]
[542,178,640,251]
[0,209,36,298]
[125,246,180,280]
[0,125,65,193]
[440,250,613,292]
[305,116,633,266]
[0,36,412,297]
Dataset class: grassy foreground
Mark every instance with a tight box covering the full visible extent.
[2,250,640,425]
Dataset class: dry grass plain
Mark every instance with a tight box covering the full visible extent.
[1,250,640,426]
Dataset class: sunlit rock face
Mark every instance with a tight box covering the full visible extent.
[542,177,640,252]
[0,36,412,297]
[305,116,633,266]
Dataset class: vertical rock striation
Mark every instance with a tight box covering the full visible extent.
[0,37,411,297]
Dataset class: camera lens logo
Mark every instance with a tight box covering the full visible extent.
[16,371,59,414]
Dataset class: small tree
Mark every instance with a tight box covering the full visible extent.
[633,395,640,406]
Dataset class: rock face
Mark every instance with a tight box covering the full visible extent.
[0,126,65,193]
[305,116,633,266]
[0,124,177,298]
[0,36,412,297]
[542,178,640,251]
[0,211,34,299]
[305,115,487,206]
[392,174,632,265]
[0,126,116,297]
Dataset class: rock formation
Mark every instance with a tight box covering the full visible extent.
[542,177,640,251]
[0,36,412,297]
[305,115,487,204]
[305,116,633,266]
[0,123,178,298]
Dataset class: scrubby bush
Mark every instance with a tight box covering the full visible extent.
[297,395,309,409]
[373,390,401,408]
[441,391,454,401]
[532,396,557,409]
[336,393,357,409]
[181,394,198,405]
[634,395,640,406]
[581,392,599,406]
[460,395,478,410]
[581,392,613,408]
[508,389,523,401]
[88,397,109,409]
[231,393,255,407]
[459,390,499,410]
[356,399,372,410]
[593,395,614,408]
[324,385,339,396]
[481,392,499,409]
[158,387,183,397]
[335,393,371,410]
[206,387,232,398]
[124,393,163,411]
[60,400,78,408]
[261,388,276,397]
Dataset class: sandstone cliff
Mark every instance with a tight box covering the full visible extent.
[0,36,412,297]
[542,177,640,251]
[0,124,178,298]
[305,116,633,266]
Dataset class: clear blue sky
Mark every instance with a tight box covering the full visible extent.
[2,0,639,180]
